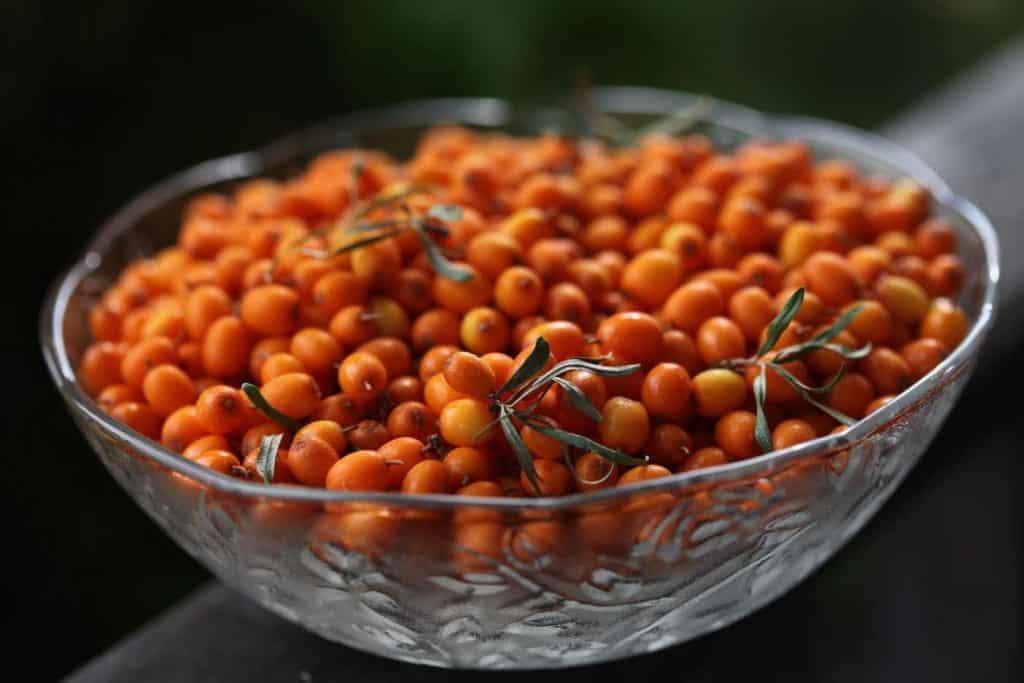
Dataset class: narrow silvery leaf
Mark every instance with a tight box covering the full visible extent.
[756,287,805,358]
[241,383,300,432]
[497,337,551,396]
[552,377,603,421]
[753,366,773,453]
[255,433,284,484]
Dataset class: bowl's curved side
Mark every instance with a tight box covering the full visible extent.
[40,90,999,668]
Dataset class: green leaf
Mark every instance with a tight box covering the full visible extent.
[773,340,872,365]
[346,218,402,234]
[771,362,848,395]
[426,204,463,223]
[552,377,602,422]
[529,424,647,467]
[500,409,541,495]
[414,227,473,282]
[497,336,551,396]
[255,433,284,484]
[810,304,863,346]
[350,186,426,220]
[329,229,401,255]
[800,394,857,427]
[241,382,301,432]
[753,366,772,453]
[756,287,805,358]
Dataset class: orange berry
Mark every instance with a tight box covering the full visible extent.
[288,433,339,486]
[386,401,437,442]
[183,434,231,461]
[109,401,162,440]
[545,282,592,326]
[419,344,459,382]
[662,280,724,333]
[597,312,663,365]
[357,337,413,378]
[844,300,893,346]
[260,353,305,384]
[598,397,650,455]
[466,231,523,280]
[523,320,585,362]
[521,459,574,496]
[81,341,125,395]
[444,447,499,487]
[646,423,694,468]
[443,351,497,398]
[901,338,948,380]
[715,410,759,459]
[461,307,512,355]
[696,316,746,365]
[803,252,860,307]
[919,298,968,349]
[660,222,708,271]
[337,351,388,398]
[241,284,300,336]
[411,308,461,352]
[692,368,747,417]
[827,372,874,420]
[772,419,816,450]
[573,452,619,491]
[439,398,494,447]
[161,405,207,452]
[494,266,544,318]
[680,446,729,472]
[121,337,177,389]
[728,286,777,343]
[195,385,248,434]
[202,317,251,379]
[661,329,703,376]
[260,372,322,420]
[142,364,196,417]
[184,285,232,340]
[326,450,390,491]
[876,275,931,324]
[378,436,425,488]
[433,264,492,313]
[641,363,692,421]
[861,348,913,395]
[617,464,671,486]
[296,420,347,454]
[401,459,453,494]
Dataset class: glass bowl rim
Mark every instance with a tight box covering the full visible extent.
[40,87,1000,511]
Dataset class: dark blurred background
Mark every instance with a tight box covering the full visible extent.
[4,1,1024,680]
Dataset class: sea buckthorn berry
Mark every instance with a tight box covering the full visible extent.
[526,238,579,283]
[367,297,409,339]
[196,450,243,476]
[386,375,424,404]
[696,316,746,366]
[328,305,378,348]
[121,337,177,389]
[443,351,496,399]
[288,433,339,486]
[296,420,347,454]
[646,423,694,468]
[847,245,893,284]
[662,280,725,333]
[827,372,875,419]
[411,309,461,352]
[260,372,322,420]
[680,446,729,472]
[501,209,557,252]
[597,312,663,365]
[109,402,162,440]
[350,239,402,291]
[242,447,293,483]
[621,249,683,308]
[892,255,933,291]
[461,307,512,355]
[719,197,767,250]
[772,419,816,450]
[183,434,231,461]
[803,252,860,307]
[582,214,629,253]
[260,353,305,383]
[161,405,207,452]
[574,452,619,491]
[737,254,784,294]
[707,232,744,268]
[481,352,516,388]
[142,364,196,417]
[326,450,390,492]
[195,385,248,434]
[523,320,585,362]
[876,275,931,324]
[495,267,548,322]
[901,338,948,380]
[401,459,453,494]
[660,222,708,272]
[248,336,289,380]
[357,338,413,379]
[568,260,612,301]
[433,264,492,313]
[844,300,893,346]
[184,285,232,340]
[715,410,759,460]
[312,393,367,427]
[778,221,822,268]
[440,398,494,447]
[728,286,777,343]
[378,437,425,488]
[311,271,369,319]
[861,348,913,395]
[661,329,703,376]
[177,342,203,378]
[920,298,968,349]
[81,341,125,395]
[202,316,251,379]
[624,159,680,217]
[641,363,692,421]
[97,384,142,413]
[775,288,825,325]
[466,231,522,280]
[692,368,747,417]
[667,186,718,229]
[628,216,668,254]
[141,306,185,341]
[545,282,591,326]
[419,344,459,382]
[90,305,122,342]
[928,254,965,297]
[913,219,956,259]
[241,284,300,336]
[337,352,388,399]
[744,356,810,404]
[599,397,650,454]
[388,268,434,316]
[386,401,437,442]
[519,420,564,461]
[617,464,671,486]
[521,459,574,496]
[866,395,896,414]
[444,447,498,487]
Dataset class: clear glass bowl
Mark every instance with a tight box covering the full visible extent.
[40,89,999,669]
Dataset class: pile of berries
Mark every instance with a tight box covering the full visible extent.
[79,124,969,497]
